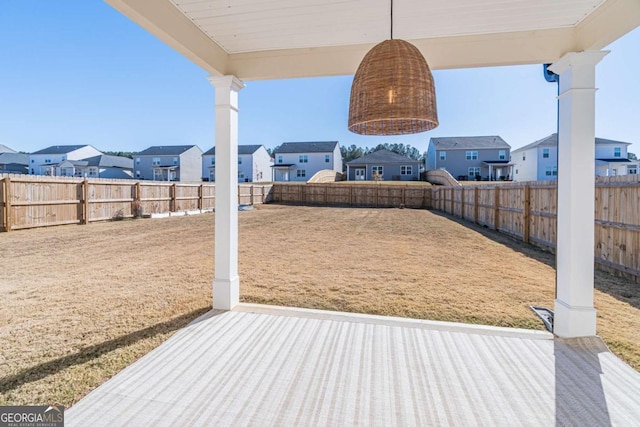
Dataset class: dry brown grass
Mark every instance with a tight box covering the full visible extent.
[1,204,638,408]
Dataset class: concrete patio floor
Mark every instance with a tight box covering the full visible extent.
[67,304,640,426]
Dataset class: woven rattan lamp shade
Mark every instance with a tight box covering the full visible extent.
[348,39,438,135]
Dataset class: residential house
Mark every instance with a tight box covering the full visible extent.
[511,133,638,181]
[202,144,272,182]
[346,149,420,181]
[134,145,203,182]
[29,145,103,176]
[0,153,29,174]
[272,141,342,182]
[54,155,134,179]
[426,136,513,181]
[0,144,16,154]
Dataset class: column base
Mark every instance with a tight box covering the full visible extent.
[553,299,597,338]
[213,276,240,310]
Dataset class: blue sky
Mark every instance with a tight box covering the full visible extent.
[1,1,638,155]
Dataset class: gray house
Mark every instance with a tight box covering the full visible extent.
[272,141,342,182]
[134,145,203,182]
[54,155,134,179]
[0,152,29,174]
[346,149,420,181]
[426,136,513,181]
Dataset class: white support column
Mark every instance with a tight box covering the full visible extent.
[549,50,608,338]
[208,75,245,310]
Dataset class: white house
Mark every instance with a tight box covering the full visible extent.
[29,145,103,175]
[512,134,638,181]
[134,145,203,182]
[272,141,342,182]
[202,144,272,182]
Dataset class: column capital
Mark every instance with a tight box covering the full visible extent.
[548,50,609,75]
[207,75,245,92]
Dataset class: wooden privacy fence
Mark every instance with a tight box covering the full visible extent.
[271,183,432,208]
[0,175,272,232]
[431,176,640,279]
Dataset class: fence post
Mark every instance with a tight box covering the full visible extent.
[171,183,177,212]
[474,187,479,224]
[2,177,10,232]
[523,184,531,243]
[450,187,454,214]
[460,187,465,218]
[198,184,203,210]
[250,184,254,205]
[324,185,328,204]
[402,187,406,206]
[494,186,500,231]
[82,179,89,225]
[349,185,353,205]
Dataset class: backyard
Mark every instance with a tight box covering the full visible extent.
[0,204,638,407]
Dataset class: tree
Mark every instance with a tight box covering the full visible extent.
[266,145,281,157]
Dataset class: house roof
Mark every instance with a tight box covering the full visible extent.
[275,141,338,154]
[0,153,29,165]
[0,144,16,154]
[429,136,510,150]
[137,145,200,156]
[31,145,92,155]
[203,145,263,156]
[347,150,419,165]
[83,155,134,169]
[512,133,633,153]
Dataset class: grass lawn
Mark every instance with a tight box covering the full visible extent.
[1,204,638,407]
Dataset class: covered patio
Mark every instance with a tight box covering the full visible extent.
[67,304,640,426]
[70,0,640,423]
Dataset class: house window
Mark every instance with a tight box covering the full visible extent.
[173,157,178,165]
[45,158,51,164]
[400,165,412,175]
[372,165,383,177]
[614,147,621,158]
[238,157,242,164]
[545,166,558,176]
[325,154,330,163]
[468,167,480,178]
[152,157,161,166]
[136,170,141,178]
[61,155,67,161]
[135,157,140,164]
[522,154,526,161]
[499,150,506,160]
[277,155,283,164]
[439,151,446,161]
[31,159,35,163]
[238,171,244,179]
[297,169,306,178]
[628,166,637,175]
[88,168,98,176]
[465,151,478,160]
[211,156,215,165]
[542,148,549,158]
[516,169,519,175]
[299,155,308,163]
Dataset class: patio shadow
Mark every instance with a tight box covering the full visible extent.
[555,337,612,426]
[0,307,218,394]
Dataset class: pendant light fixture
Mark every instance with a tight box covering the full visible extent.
[348,0,438,135]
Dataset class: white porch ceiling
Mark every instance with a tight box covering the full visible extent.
[106,0,640,80]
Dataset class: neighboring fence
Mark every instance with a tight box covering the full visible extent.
[271,183,432,208]
[431,175,640,279]
[425,169,461,187]
[307,170,345,183]
[0,175,272,232]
